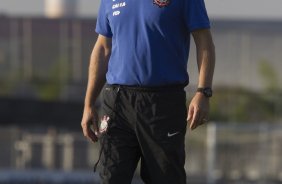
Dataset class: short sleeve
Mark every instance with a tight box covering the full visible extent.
[95,0,113,37]
[184,0,210,32]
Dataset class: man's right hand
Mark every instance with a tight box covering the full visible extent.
[81,106,100,142]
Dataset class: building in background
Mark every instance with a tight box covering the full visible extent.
[0,16,97,101]
[45,0,78,18]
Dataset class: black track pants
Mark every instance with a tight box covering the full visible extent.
[98,84,187,184]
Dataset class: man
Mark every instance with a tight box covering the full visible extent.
[81,0,215,183]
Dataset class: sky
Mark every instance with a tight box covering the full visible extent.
[0,0,282,20]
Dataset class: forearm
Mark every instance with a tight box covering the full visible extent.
[193,29,215,88]
[84,37,111,108]
[197,42,215,88]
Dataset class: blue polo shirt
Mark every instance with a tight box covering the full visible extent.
[96,0,210,86]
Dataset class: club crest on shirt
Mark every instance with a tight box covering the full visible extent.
[99,116,110,134]
[153,0,170,8]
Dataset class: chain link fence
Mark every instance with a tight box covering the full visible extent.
[1,123,282,183]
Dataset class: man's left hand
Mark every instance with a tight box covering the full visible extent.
[187,93,210,130]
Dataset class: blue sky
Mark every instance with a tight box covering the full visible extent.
[0,0,282,20]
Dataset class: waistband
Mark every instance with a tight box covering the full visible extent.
[105,83,186,92]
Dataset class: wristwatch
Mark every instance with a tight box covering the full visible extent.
[197,87,213,98]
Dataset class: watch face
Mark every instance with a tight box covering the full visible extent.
[204,88,212,97]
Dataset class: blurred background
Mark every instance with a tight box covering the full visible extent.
[0,0,282,183]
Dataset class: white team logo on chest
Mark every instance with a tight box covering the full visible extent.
[153,0,171,8]
[112,1,126,16]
